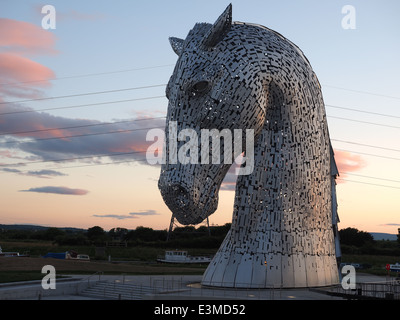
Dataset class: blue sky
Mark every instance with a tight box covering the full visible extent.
[0,1,399,232]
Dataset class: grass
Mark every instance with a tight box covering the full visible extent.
[341,254,400,276]
[0,271,68,283]
[0,266,206,284]
[1,241,398,283]
[0,241,217,261]
[0,271,44,283]
[0,254,208,284]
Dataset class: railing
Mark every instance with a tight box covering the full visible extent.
[150,277,284,300]
[327,280,400,300]
[82,271,104,287]
[76,273,400,300]
[150,277,400,300]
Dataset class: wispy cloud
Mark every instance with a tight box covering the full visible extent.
[1,167,66,178]
[93,210,161,220]
[380,223,400,227]
[26,169,67,178]
[129,209,160,217]
[92,214,137,220]
[1,168,21,173]
[20,186,88,195]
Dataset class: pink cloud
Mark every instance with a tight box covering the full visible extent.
[0,18,57,56]
[0,52,55,87]
[333,149,367,183]
[0,18,57,99]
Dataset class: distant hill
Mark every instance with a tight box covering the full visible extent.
[0,224,86,233]
[370,232,397,241]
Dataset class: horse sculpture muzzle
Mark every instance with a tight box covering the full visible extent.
[158,162,226,225]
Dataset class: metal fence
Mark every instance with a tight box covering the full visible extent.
[78,273,400,300]
[326,280,400,300]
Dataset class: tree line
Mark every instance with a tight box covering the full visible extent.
[1,225,399,255]
[339,227,400,256]
[0,224,232,249]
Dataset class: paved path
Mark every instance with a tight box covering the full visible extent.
[0,273,392,300]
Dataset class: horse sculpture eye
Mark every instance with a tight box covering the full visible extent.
[192,81,209,93]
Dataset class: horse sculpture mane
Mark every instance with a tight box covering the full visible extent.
[158,4,340,288]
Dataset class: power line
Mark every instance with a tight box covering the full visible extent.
[331,139,400,152]
[1,127,395,161]
[0,82,397,168]
[326,104,400,119]
[0,78,398,120]
[46,157,152,170]
[334,149,400,161]
[0,116,166,136]
[0,129,399,165]
[0,95,166,116]
[0,64,396,106]
[0,64,175,87]
[337,177,400,190]
[0,84,167,106]
[1,99,398,134]
[3,158,399,190]
[1,125,165,145]
[0,65,396,104]
[342,172,400,184]
[322,85,400,100]
[0,109,397,159]
[0,150,147,167]
[328,116,400,129]
[0,81,398,126]
[1,146,399,169]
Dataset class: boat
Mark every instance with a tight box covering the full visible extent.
[157,250,212,264]
[390,263,400,272]
[0,246,29,257]
[43,250,90,261]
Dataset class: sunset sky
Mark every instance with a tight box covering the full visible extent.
[0,1,399,234]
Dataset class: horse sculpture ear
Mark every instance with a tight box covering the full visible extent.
[202,3,232,49]
[169,37,184,56]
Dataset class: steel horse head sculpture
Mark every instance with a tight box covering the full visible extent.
[158,4,340,288]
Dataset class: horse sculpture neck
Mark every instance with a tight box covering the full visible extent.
[202,24,338,288]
